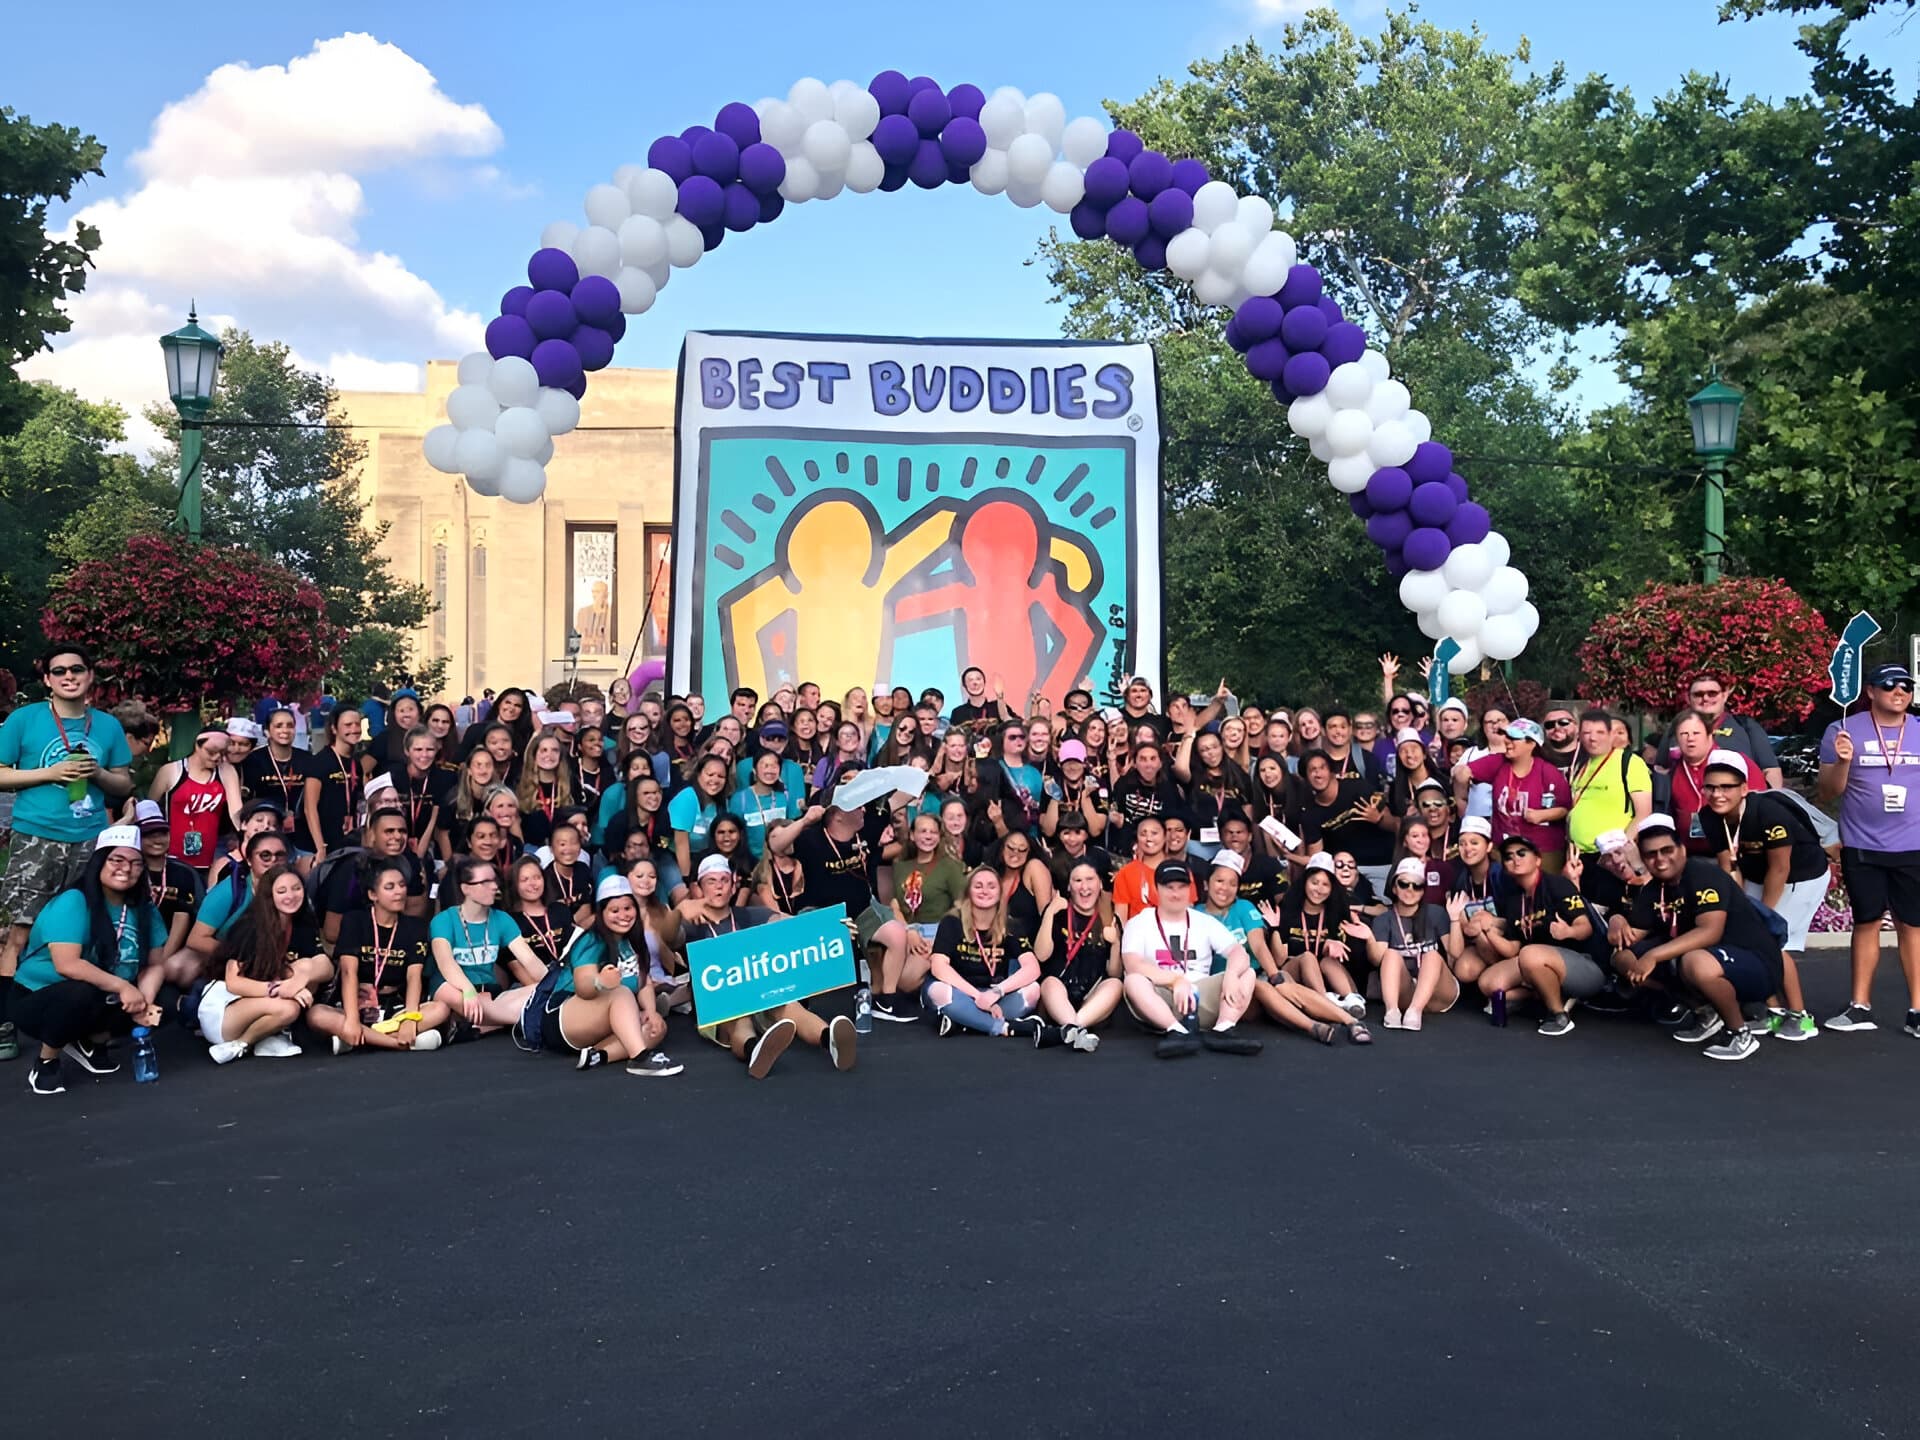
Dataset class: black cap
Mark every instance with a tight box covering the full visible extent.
[1870,663,1915,688]
[1497,834,1538,857]
[1154,860,1193,886]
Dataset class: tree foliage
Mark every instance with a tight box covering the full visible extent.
[0,108,104,432]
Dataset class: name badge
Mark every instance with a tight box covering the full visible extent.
[1885,784,1908,815]
[1200,826,1220,845]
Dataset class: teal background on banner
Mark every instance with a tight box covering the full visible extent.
[687,904,855,1026]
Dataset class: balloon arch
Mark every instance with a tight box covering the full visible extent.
[419,71,1538,672]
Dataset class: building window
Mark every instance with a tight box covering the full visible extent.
[431,540,448,660]
[643,525,672,659]
[566,523,617,657]
[470,542,487,689]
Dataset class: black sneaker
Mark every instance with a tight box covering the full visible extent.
[1673,1010,1726,1044]
[627,1051,684,1077]
[62,1038,120,1075]
[932,1012,956,1038]
[1155,1030,1201,1059]
[1003,1015,1042,1042]
[1651,1000,1689,1027]
[1201,1027,1264,1056]
[445,1019,475,1046]
[1904,1010,1920,1039]
[27,1054,65,1095]
[1824,1003,1876,1033]
[871,994,917,1024]
[576,1047,608,1071]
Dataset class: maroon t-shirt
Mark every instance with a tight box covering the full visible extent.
[1466,754,1567,853]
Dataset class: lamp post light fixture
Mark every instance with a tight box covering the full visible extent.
[159,305,224,539]
[1687,368,1744,584]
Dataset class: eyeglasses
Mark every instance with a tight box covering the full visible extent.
[466,875,500,887]
[1689,688,1723,700]
[1355,721,1378,732]
[46,664,89,677]
[1701,782,1743,794]
[1876,681,1915,693]
[254,851,289,863]
[101,854,139,867]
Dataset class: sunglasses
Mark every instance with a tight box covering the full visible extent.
[255,851,289,863]
[1393,879,1425,891]
[1332,859,1357,869]
[1689,689,1723,700]
[1701,782,1743,793]
[1545,718,1575,728]
[46,664,89,677]
[1389,708,1411,717]
[1876,681,1915,693]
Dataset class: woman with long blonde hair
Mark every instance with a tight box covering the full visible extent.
[516,730,576,850]
[922,867,1041,1038]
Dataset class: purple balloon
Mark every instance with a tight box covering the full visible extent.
[1316,295,1345,325]
[569,274,620,328]
[572,324,616,372]
[1279,304,1329,351]
[679,124,714,150]
[1224,313,1248,353]
[1367,510,1413,550]
[1406,442,1454,486]
[691,131,741,185]
[1365,466,1413,512]
[1105,196,1151,246]
[947,83,984,119]
[676,175,726,230]
[1276,263,1323,308]
[1148,187,1194,238]
[647,135,693,183]
[485,314,536,361]
[1083,156,1130,208]
[563,374,587,400]
[527,247,578,293]
[604,312,627,343]
[907,139,948,189]
[1128,149,1173,199]
[699,222,725,252]
[945,157,973,185]
[1170,157,1209,195]
[531,338,584,392]
[1444,471,1470,503]
[758,192,786,224]
[1322,321,1367,367]
[1282,351,1331,397]
[1106,128,1144,163]
[907,87,952,137]
[939,116,988,167]
[1384,553,1410,579]
[878,163,910,192]
[907,75,940,96]
[870,70,912,116]
[1408,482,1458,528]
[1134,235,1169,271]
[739,142,785,195]
[1069,201,1107,240]
[525,289,577,341]
[714,102,761,148]
[722,183,761,233]
[1269,377,1296,405]
[871,113,920,166]
[1349,491,1375,520]
[1403,527,1452,573]
[1246,338,1291,382]
[500,285,533,317]
[1238,297,1283,344]
[1446,502,1492,547]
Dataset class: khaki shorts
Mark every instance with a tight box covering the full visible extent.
[1126,969,1226,1029]
[1,833,97,926]
[854,901,895,951]
[698,1008,779,1047]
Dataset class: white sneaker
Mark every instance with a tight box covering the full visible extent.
[1383,1008,1404,1029]
[209,1040,249,1065]
[410,1028,444,1052]
[253,1031,302,1058]
[1339,993,1367,1017]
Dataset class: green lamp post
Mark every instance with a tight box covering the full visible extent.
[160,306,224,539]
[1687,369,1744,584]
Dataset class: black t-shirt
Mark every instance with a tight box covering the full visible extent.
[386,768,445,844]
[307,747,362,850]
[1048,843,1115,894]
[1109,772,1180,848]
[1630,857,1784,979]
[1303,780,1394,865]
[1274,895,1353,961]
[1183,766,1251,833]
[143,859,204,932]
[334,910,431,1001]
[323,850,424,919]
[1495,872,1606,961]
[514,905,578,971]
[682,904,779,944]
[1118,709,1172,745]
[793,823,875,914]
[520,781,566,850]
[1323,745,1382,787]
[242,747,315,848]
[933,913,1035,990]
[545,858,595,913]
[1044,906,1111,992]
[948,701,1007,741]
[1231,852,1288,908]
[1699,793,1827,886]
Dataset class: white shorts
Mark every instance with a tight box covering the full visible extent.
[197,980,238,1042]
[1745,873,1831,951]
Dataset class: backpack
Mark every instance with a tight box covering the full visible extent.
[1746,894,1792,950]
[512,928,583,1054]
[1764,787,1841,850]
[306,845,368,909]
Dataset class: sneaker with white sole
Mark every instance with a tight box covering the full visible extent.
[1825,1003,1876,1032]
[1673,1010,1725,1044]
[1904,1009,1920,1038]
[1704,1026,1760,1062]
[1382,1008,1404,1029]
[828,1014,857,1071]
[628,1050,684,1077]
[252,1032,302,1058]
[330,1035,349,1056]
[1063,1024,1100,1053]
[576,1047,607,1071]
[209,1040,249,1064]
[747,1017,796,1079]
[1338,994,1367,1018]
[26,1054,64,1094]
[1771,1010,1818,1043]
[1538,1011,1576,1038]
[62,1038,119,1075]
[410,1028,443,1052]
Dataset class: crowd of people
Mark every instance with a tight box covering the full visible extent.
[0,643,1914,1097]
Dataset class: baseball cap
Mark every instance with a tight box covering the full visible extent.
[758,721,789,740]
[1392,857,1428,882]
[133,799,169,833]
[1303,852,1337,875]
[1153,860,1193,885]
[238,798,284,824]
[1703,748,1749,780]
[1498,834,1538,856]
[1638,813,1679,842]
[1415,778,1448,798]
[95,824,142,854]
[1595,829,1630,855]
[1439,697,1470,716]
[696,854,735,881]
[1210,849,1246,876]
[1459,815,1493,839]
[595,875,635,903]
[1058,739,1088,763]
[1394,727,1425,746]
[1505,718,1545,745]
[1869,663,1914,687]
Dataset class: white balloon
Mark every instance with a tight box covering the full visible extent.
[1418,608,1448,641]
[1324,362,1374,410]
[1062,116,1108,168]
[643,256,671,291]
[1480,565,1530,616]
[1437,589,1488,638]
[1166,228,1210,279]
[844,141,884,193]
[570,224,621,280]
[466,471,501,499]
[423,424,461,473]
[1366,419,1418,468]
[584,183,630,230]
[454,428,505,482]
[1192,270,1238,306]
[1364,378,1412,424]
[970,149,1010,196]
[988,85,1027,105]
[1399,567,1450,614]
[1308,435,1335,463]
[625,168,680,221]
[1516,601,1541,638]
[1207,221,1256,276]
[1024,93,1067,150]
[802,119,852,174]
[1404,409,1433,444]
[1482,531,1512,569]
[979,94,1026,149]
[1442,541,1497,592]
[1005,175,1046,209]
[757,98,805,155]
[532,434,554,466]
[618,214,668,268]
[1327,453,1375,493]
[534,387,580,436]
[1236,195,1275,236]
[498,457,547,505]
[828,78,863,104]
[788,77,833,126]
[446,384,500,431]
[613,164,644,191]
[778,156,820,203]
[1240,232,1295,297]
[1479,613,1528,662]
[1447,636,1484,675]
[495,406,550,460]
[1006,133,1055,186]
[1358,349,1392,384]
[539,220,579,252]
[613,266,657,315]
[455,351,494,386]
[1288,393,1334,440]
[1191,180,1239,233]
[487,354,540,409]
[834,87,881,141]
[1041,160,1085,213]
[814,172,845,202]
[1326,408,1375,457]
[664,214,705,267]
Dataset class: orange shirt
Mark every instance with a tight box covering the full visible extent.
[1112,859,1160,917]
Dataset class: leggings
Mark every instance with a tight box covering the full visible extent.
[11,980,136,1050]
[922,979,1035,1036]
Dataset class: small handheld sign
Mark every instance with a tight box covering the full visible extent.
[1430,638,1461,708]
[1829,611,1881,709]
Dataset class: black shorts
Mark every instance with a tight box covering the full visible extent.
[1656,945,1774,1003]
[538,989,577,1055]
[1840,848,1920,928]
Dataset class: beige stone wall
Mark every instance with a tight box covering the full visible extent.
[334,362,677,702]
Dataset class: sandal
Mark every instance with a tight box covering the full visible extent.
[1310,1020,1336,1045]
[1347,1021,1373,1045]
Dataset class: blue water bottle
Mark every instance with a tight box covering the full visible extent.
[1490,990,1508,1028]
[132,1026,159,1084]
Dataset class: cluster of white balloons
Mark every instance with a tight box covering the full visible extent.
[1397,544,1541,672]
[759,77,883,201]
[538,163,694,324]
[1168,186,1297,308]
[421,352,581,503]
[969,88,1086,212]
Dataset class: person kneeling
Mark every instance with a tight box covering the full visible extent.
[923,867,1043,1038]
[1120,861,1263,1059]
[519,876,682,1076]
[1467,836,1609,1038]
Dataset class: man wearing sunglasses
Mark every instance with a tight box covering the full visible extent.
[1820,663,1920,1036]
[1540,704,1582,778]
[0,647,137,1063]
[1647,671,1783,789]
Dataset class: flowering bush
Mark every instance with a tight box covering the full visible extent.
[1578,579,1837,727]
[1462,678,1554,723]
[42,533,343,709]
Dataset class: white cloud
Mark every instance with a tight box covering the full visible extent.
[1248,0,1316,18]
[21,33,495,453]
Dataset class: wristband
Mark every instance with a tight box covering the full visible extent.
[268,981,281,998]
[462,987,477,1000]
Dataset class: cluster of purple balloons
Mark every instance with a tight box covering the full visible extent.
[1347,444,1492,576]
[1222,268,1369,406]
[1066,132,1210,273]
[646,101,790,249]
[484,250,627,397]
[866,72,989,190]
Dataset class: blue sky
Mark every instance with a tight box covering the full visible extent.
[6,0,1912,441]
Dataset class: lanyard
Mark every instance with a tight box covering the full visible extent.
[111,902,129,955]
[456,910,490,965]
[1301,906,1326,956]
[1571,753,1610,808]
[974,927,1002,978]
[1152,912,1186,970]
[406,775,433,830]
[370,915,399,992]
[1517,880,1540,939]
[146,865,173,911]
[1063,908,1096,966]
[49,701,91,751]
[334,747,358,818]
[1653,881,1683,938]
[553,863,579,908]
[536,781,557,824]
[1871,717,1906,769]
[772,861,798,912]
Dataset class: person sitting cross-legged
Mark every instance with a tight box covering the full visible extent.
[923,867,1043,1038]
[1120,860,1263,1059]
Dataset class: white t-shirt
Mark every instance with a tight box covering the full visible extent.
[1121,907,1241,983]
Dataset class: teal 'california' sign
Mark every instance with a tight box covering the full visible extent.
[687,904,856,1027]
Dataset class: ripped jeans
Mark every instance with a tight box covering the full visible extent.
[922,979,1038,1036]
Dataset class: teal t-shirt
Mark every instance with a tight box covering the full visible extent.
[14,889,168,991]
[594,784,626,847]
[729,786,796,858]
[195,874,254,938]
[732,756,807,809]
[667,788,719,853]
[0,703,132,843]
[554,931,643,996]
[1203,899,1264,974]
[428,906,525,987]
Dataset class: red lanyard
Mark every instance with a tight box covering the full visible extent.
[406,775,433,829]
[146,866,172,911]
[1063,908,1096,965]
[334,747,358,813]
[974,928,1002,978]
[553,864,579,907]
[1871,718,1906,769]
[1153,912,1185,969]
[369,915,399,992]
[49,701,91,751]
[1301,907,1326,955]
[522,910,557,959]
[537,781,557,823]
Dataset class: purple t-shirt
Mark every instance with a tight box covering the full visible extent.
[1466,753,1567,852]
[1821,715,1920,852]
